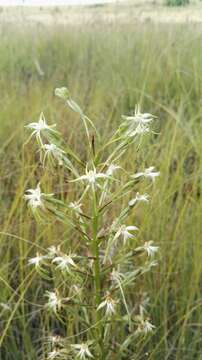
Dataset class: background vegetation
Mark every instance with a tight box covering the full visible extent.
[0,21,202,359]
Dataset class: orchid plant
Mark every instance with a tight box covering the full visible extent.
[24,87,160,360]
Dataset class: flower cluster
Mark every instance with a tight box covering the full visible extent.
[24,87,160,359]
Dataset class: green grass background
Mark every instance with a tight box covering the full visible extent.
[0,21,202,359]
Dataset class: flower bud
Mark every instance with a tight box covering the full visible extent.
[55,87,70,101]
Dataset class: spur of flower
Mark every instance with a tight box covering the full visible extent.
[132,166,160,182]
[42,143,65,166]
[114,225,139,244]
[136,241,159,257]
[71,342,93,359]
[52,253,77,273]
[97,293,118,316]
[24,183,53,211]
[25,112,56,145]
[45,290,62,314]
[128,193,150,206]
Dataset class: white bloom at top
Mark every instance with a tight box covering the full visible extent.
[106,164,121,176]
[137,318,155,334]
[72,167,109,188]
[45,291,61,314]
[25,112,56,145]
[71,343,93,359]
[28,252,46,268]
[142,241,159,257]
[24,183,53,211]
[122,105,155,125]
[128,193,150,207]
[132,166,160,182]
[52,254,77,272]
[115,225,139,244]
[97,294,118,316]
[43,143,65,166]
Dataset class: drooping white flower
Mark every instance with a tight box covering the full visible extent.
[97,294,118,316]
[45,291,61,314]
[115,225,139,244]
[122,104,155,125]
[24,183,53,211]
[132,166,160,182]
[25,112,56,145]
[43,143,65,166]
[52,254,77,272]
[71,343,93,359]
[128,193,150,206]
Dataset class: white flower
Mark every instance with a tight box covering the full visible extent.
[24,183,43,210]
[71,343,93,359]
[28,252,46,268]
[110,269,125,284]
[142,241,159,257]
[97,294,117,316]
[47,245,60,258]
[47,349,63,359]
[69,202,82,214]
[127,123,150,137]
[45,291,61,314]
[128,193,150,206]
[106,164,121,176]
[25,112,56,145]
[137,319,155,334]
[24,183,53,211]
[115,225,139,244]
[72,167,109,188]
[132,166,160,182]
[43,143,65,165]
[122,105,155,125]
[0,303,11,312]
[52,254,77,272]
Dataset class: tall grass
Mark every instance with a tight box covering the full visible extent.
[0,21,202,359]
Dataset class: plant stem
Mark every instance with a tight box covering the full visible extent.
[92,187,104,359]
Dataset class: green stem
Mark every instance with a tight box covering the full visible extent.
[92,187,104,359]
